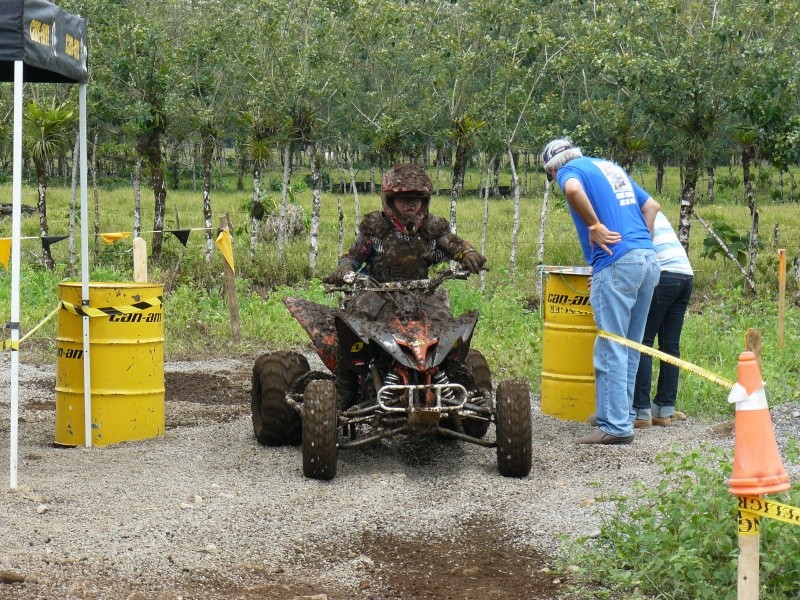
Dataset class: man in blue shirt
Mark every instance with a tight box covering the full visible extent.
[542,138,661,444]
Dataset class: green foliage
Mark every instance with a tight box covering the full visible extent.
[717,173,743,191]
[564,445,800,599]
[700,222,754,263]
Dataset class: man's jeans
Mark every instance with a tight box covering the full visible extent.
[590,249,660,437]
[633,272,694,417]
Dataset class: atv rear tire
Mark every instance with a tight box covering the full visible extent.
[461,349,493,438]
[444,349,493,438]
[495,379,532,477]
[302,380,338,480]
[251,351,309,446]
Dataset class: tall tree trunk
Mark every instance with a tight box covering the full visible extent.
[347,146,360,236]
[507,147,521,280]
[139,127,167,261]
[492,154,501,196]
[249,160,261,258]
[449,139,468,234]
[435,149,442,196]
[535,180,552,302]
[202,128,215,262]
[743,145,758,295]
[480,157,492,290]
[677,153,701,253]
[706,166,715,205]
[68,133,79,268]
[308,143,323,272]
[278,141,291,259]
[92,131,100,260]
[35,162,55,270]
[337,192,344,258]
[236,152,245,191]
[656,157,665,195]
[133,156,142,239]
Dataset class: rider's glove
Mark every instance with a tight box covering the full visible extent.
[460,250,486,274]
[323,266,353,285]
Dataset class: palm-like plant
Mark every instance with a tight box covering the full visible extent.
[24,98,75,270]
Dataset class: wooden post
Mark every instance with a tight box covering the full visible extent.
[745,328,762,374]
[739,328,762,600]
[778,249,786,348]
[737,510,760,600]
[133,237,147,283]
[219,215,240,341]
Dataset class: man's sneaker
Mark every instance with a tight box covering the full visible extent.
[576,429,634,445]
[653,411,687,427]
[634,418,652,429]
[588,414,598,426]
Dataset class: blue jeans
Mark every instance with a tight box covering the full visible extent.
[590,249,660,437]
[633,272,693,417]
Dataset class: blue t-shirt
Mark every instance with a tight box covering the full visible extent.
[556,157,654,272]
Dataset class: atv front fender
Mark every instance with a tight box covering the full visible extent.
[283,297,338,372]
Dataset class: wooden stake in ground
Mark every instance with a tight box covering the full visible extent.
[133,237,147,283]
[739,328,762,600]
[218,215,240,342]
[778,249,786,348]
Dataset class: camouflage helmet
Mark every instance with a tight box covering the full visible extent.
[380,163,433,196]
[380,164,432,233]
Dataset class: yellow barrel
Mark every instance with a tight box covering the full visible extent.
[55,282,165,446]
[541,267,596,421]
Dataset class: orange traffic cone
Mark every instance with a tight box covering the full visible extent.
[727,351,790,496]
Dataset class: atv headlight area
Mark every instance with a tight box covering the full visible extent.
[393,333,438,371]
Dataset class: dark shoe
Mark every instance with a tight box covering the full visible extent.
[634,418,652,429]
[576,429,634,445]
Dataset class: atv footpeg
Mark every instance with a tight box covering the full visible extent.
[377,383,468,412]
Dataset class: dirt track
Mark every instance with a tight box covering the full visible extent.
[3,352,787,600]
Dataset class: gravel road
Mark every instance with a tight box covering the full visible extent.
[1,351,798,600]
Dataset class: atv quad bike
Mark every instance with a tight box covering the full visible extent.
[251,269,532,480]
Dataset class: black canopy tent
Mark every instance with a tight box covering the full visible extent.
[2,0,89,488]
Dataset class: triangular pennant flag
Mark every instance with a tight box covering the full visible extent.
[0,238,10,270]
[101,232,131,244]
[41,235,69,250]
[167,229,191,247]
[215,229,235,273]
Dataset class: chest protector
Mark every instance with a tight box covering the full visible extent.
[362,212,448,282]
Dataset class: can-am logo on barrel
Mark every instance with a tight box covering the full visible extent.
[547,293,590,315]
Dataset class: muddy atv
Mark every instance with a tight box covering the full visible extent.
[251,269,532,480]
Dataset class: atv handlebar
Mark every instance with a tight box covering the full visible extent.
[324,268,471,295]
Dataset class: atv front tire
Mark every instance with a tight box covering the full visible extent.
[495,379,532,477]
[302,380,338,480]
[251,351,309,446]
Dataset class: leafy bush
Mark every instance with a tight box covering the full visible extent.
[701,222,757,264]
[564,445,800,599]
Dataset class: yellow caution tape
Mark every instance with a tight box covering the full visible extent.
[597,329,736,391]
[59,295,163,318]
[738,511,760,535]
[739,496,800,528]
[2,340,20,351]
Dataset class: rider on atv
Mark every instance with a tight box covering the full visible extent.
[323,163,487,407]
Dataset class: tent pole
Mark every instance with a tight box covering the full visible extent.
[79,83,92,448]
[9,61,24,489]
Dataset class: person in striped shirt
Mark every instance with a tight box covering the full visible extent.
[633,211,693,427]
